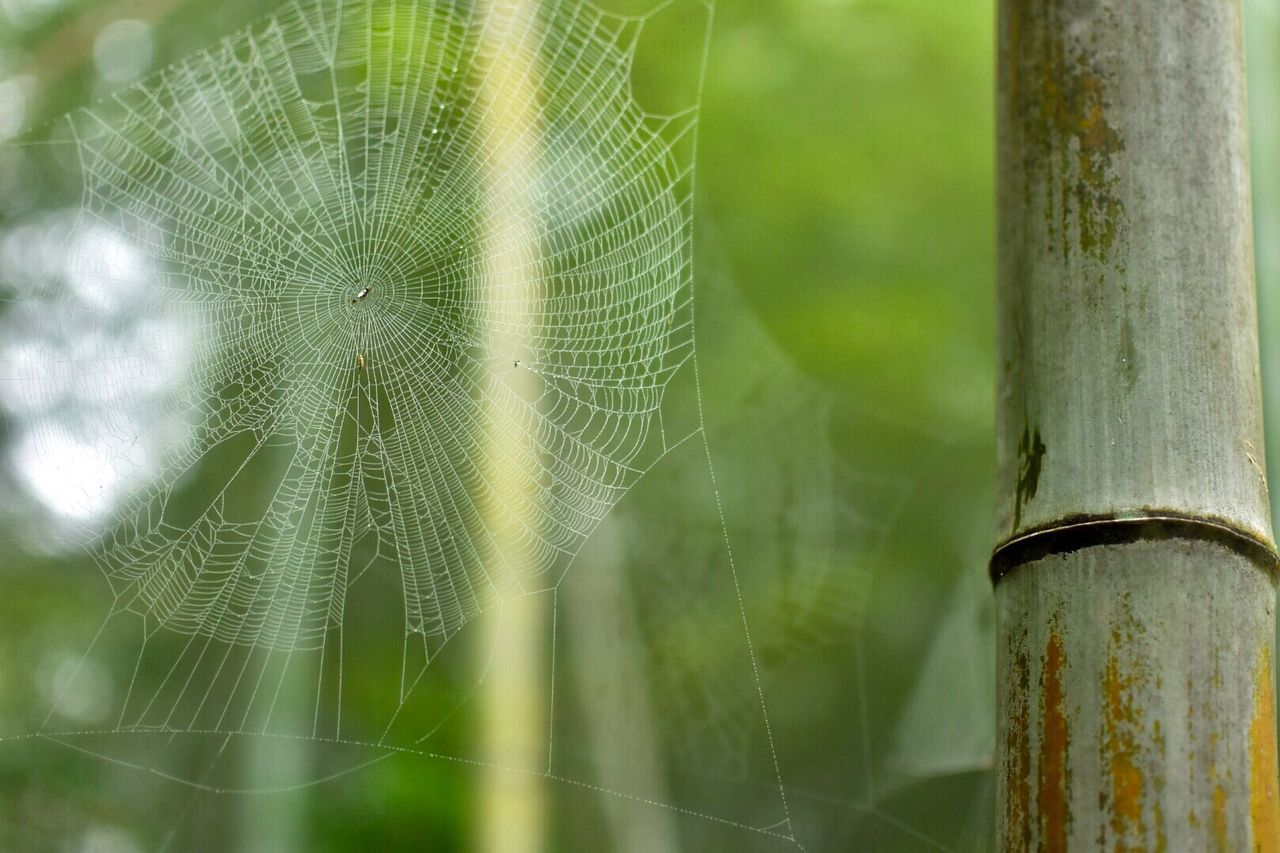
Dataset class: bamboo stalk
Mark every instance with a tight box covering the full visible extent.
[564,516,681,853]
[994,0,1280,848]
[474,2,549,852]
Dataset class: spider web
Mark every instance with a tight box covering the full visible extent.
[11,0,696,720]
[0,0,810,844]
[67,0,693,660]
[0,0,997,849]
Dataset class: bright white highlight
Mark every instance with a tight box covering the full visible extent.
[0,215,189,526]
[0,75,35,142]
[65,223,151,310]
[92,19,155,84]
[13,426,122,520]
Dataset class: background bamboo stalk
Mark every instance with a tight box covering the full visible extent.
[994,0,1280,847]
[564,515,681,853]
[474,1,549,851]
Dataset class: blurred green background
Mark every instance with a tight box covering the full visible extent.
[0,0,1275,851]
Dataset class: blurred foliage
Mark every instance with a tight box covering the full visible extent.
[703,0,993,435]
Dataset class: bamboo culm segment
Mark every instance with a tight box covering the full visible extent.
[994,0,1280,847]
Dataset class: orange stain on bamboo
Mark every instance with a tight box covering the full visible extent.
[1250,645,1280,851]
[1213,783,1229,852]
[1038,630,1070,852]
[1104,642,1145,850]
